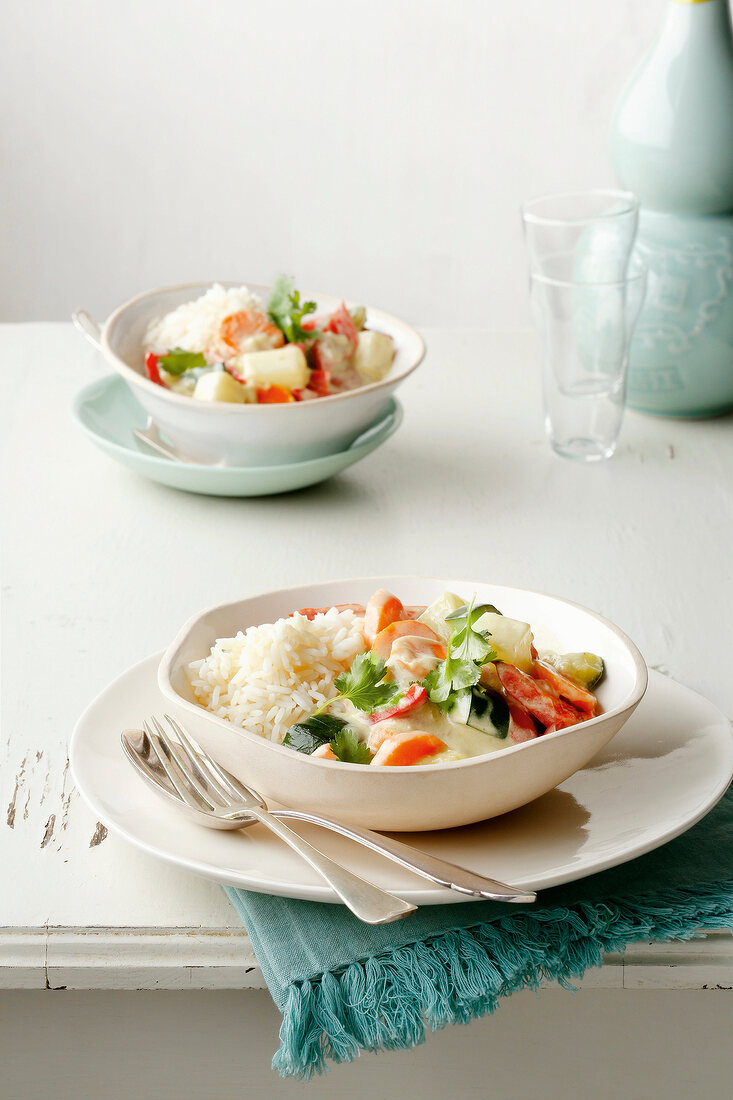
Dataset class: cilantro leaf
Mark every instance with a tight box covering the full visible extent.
[284,714,347,754]
[159,348,208,376]
[422,595,498,712]
[267,275,320,344]
[329,727,373,765]
[309,652,400,716]
[423,665,457,708]
[446,655,482,690]
[334,652,401,712]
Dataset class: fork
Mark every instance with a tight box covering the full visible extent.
[138,715,416,925]
[123,715,537,906]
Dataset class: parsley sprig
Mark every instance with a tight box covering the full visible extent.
[423,598,497,712]
[267,275,320,344]
[330,727,373,764]
[311,652,401,717]
[282,712,374,764]
[159,348,208,376]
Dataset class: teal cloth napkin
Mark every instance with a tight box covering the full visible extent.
[225,786,733,1078]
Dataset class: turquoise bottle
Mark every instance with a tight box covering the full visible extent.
[610,0,733,417]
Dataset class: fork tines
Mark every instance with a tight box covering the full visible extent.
[143,714,250,815]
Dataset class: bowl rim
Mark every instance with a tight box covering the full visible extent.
[158,575,649,773]
[101,280,426,412]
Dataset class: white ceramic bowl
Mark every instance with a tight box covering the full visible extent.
[158,577,648,831]
[73,283,424,466]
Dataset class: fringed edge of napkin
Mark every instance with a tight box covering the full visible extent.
[273,881,733,1078]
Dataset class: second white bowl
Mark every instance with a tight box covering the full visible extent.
[75,282,424,466]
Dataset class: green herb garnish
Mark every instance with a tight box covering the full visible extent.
[423,597,497,712]
[267,275,319,344]
[312,652,401,717]
[329,727,374,765]
[283,714,347,754]
[158,348,208,375]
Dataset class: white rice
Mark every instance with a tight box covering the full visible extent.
[188,608,366,743]
[144,283,263,355]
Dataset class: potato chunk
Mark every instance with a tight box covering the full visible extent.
[352,330,394,384]
[473,612,534,672]
[236,345,310,391]
[193,370,254,403]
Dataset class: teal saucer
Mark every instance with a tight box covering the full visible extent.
[73,376,403,497]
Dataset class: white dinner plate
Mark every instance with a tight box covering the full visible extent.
[70,654,733,905]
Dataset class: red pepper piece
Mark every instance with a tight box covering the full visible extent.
[507,701,539,743]
[369,683,427,724]
[302,303,358,350]
[497,663,584,730]
[324,302,358,350]
[145,352,164,386]
[308,368,331,397]
[291,604,366,621]
[533,660,598,715]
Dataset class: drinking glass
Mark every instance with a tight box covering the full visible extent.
[522,189,639,280]
[521,189,644,461]
[528,254,647,461]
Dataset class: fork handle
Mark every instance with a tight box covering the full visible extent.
[271,809,536,904]
[245,807,416,924]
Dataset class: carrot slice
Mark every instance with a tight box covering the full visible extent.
[364,590,405,646]
[371,620,445,661]
[311,743,339,760]
[257,384,295,404]
[371,731,446,766]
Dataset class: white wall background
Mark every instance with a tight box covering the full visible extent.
[1,0,663,326]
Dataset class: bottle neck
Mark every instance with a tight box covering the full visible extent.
[662,0,733,46]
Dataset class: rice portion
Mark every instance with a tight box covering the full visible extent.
[144,283,263,355]
[188,608,366,743]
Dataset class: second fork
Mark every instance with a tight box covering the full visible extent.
[142,715,416,925]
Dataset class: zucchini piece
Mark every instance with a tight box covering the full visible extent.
[467,686,510,738]
[283,714,348,754]
[453,686,510,739]
[544,651,605,690]
[451,690,472,725]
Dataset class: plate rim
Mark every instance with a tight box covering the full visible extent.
[70,654,733,905]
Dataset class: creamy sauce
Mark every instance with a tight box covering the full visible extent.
[330,697,509,763]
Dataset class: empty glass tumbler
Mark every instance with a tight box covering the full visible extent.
[522,189,639,281]
[528,255,646,461]
[522,191,645,461]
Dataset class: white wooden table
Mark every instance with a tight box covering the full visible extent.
[2,324,732,1098]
